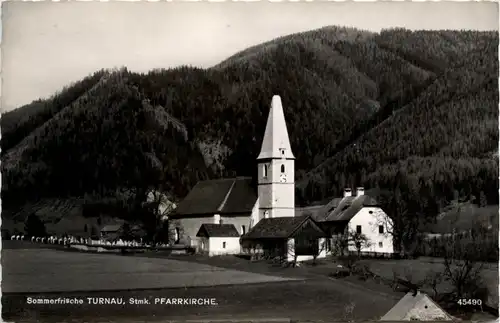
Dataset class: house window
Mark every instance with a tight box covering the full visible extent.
[356,225,362,234]
[241,225,246,235]
[281,164,285,173]
[379,225,384,234]
[175,227,180,244]
[378,242,383,248]
[263,164,268,178]
[222,241,226,249]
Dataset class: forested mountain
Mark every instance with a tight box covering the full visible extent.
[1,26,498,224]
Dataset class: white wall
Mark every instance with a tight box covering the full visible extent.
[250,198,260,228]
[347,207,394,254]
[208,237,240,256]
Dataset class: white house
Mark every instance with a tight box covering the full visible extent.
[196,224,241,256]
[296,187,395,256]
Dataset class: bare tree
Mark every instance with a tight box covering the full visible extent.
[441,230,488,300]
[142,189,176,242]
[348,231,371,258]
[332,232,350,257]
[424,270,444,299]
[438,209,493,301]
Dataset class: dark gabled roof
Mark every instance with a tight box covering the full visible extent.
[221,177,259,213]
[101,224,123,232]
[295,205,325,221]
[316,194,379,222]
[242,215,325,239]
[196,224,241,238]
[172,177,257,217]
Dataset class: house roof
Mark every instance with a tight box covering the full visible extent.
[295,205,325,221]
[196,224,241,238]
[172,177,257,217]
[242,215,325,239]
[257,95,295,160]
[100,224,122,232]
[380,291,453,321]
[316,194,379,222]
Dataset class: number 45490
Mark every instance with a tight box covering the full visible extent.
[457,299,482,306]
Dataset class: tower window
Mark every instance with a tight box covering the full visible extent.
[263,164,268,178]
[281,164,285,173]
[356,225,362,234]
[241,225,246,235]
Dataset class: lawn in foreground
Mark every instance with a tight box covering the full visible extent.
[2,248,300,293]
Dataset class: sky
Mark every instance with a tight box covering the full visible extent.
[1,1,498,112]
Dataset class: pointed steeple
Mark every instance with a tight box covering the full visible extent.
[257,95,295,160]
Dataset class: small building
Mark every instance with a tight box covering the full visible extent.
[100,224,123,241]
[301,187,395,256]
[380,291,453,321]
[196,224,241,256]
[241,215,327,262]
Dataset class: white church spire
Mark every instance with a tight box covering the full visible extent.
[257,95,295,160]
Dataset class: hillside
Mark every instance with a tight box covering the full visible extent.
[1,26,498,230]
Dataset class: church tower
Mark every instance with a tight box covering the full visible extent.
[256,95,295,222]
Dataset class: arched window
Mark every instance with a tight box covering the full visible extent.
[281,164,285,173]
[263,164,268,178]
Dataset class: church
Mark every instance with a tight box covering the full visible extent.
[169,95,394,260]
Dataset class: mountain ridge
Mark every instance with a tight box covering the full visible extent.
[1,26,498,222]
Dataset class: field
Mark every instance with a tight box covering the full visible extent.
[2,243,300,294]
[2,242,399,322]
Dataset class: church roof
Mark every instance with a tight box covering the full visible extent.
[315,194,379,222]
[380,291,453,321]
[171,177,257,217]
[257,95,295,160]
[241,215,325,239]
[196,224,241,238]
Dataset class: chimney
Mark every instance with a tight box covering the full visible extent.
[343,188,352,198]
[356,187,365,196]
